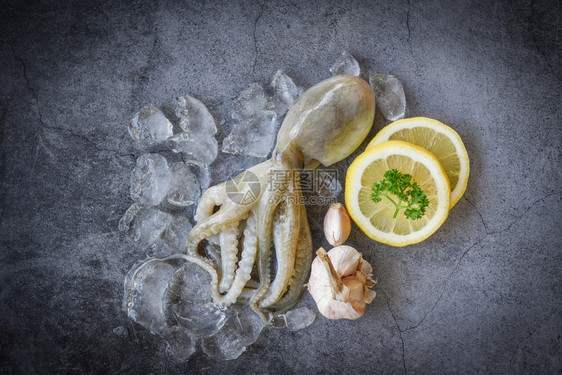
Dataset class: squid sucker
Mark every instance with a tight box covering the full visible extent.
[186,75,375,322]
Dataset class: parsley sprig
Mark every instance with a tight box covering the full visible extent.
[370,169,429,220]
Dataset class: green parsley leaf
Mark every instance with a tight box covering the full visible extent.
[370,169,429,220]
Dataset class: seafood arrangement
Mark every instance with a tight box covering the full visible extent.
[117,52,450,361]
[186,75,375,321]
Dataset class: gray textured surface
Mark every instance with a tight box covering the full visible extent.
[1,0,561,373]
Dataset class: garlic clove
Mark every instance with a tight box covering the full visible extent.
[323,203,351,246]
[326,245,362,277]
[316,294,364,321]
[308,246,376,320]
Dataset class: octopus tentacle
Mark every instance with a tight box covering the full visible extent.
[270,202,313,314]
[218,210,258,305]
[218,224,240,293]
[250,182,284,321]
[259,187,300,308]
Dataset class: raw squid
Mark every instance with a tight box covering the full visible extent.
[186,75,375,321]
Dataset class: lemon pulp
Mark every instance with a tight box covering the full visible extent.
[346,140,450,246]
[367,117,469,207]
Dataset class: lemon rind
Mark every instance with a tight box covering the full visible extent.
[367,117,469,208]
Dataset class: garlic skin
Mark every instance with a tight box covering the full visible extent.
[308,246,376,320]
[323,203,351,246]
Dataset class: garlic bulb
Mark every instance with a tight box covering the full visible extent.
[323,203,351,246]
[308,246,376,320]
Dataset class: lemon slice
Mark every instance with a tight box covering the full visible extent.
[367,117,469,208]
[345,140,450,247]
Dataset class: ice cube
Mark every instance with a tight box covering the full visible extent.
[130,153,171,206]
[285,307,316,331]
[175,95,217,136]
[222,111,278,158]
[165,262,213,305]
[232,83,269,121]
[267,70,301,117]
[129,105,173,148]
[162,326,197,362]
[192,161,211,191]
[119,203,174,249]
[164,262,226,338]
[201,303,264,360]
[369,74,406,121]
[123,258,199,362]
[167,162,201,206]
[159,214,191,253]
[166,132,219,165]
[330,51,361,77]
[172,302,226,338]
[123,259,176,336]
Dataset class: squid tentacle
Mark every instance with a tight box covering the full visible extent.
[250,182,284,321]
[259,187,300,308]
[195,184,226,247]
[194,159,272,224]
[218,224,240,293]
[187,160,273,256]
[186,161,273,308]
[181,253,222,303]
[218,210,258,306]
[270,202,313,314]
[186,208,250,256]
[194,183,227,223]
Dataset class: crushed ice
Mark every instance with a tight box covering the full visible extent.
[129,105,173,149]
[222,70,301,158]
[119,204,191,257]
[167,162,200,207]
[330,51,361,77]
[285,307,316,331]
[130,154,171,206]
[166,132,218,165]
[369,74,406,121]
[122,255,267,362]
[175,95,218,136]
[121,66,374,362]
[201,303,265,360]
[166,263,227,338]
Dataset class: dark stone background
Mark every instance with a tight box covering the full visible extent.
[1,0,560,373]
